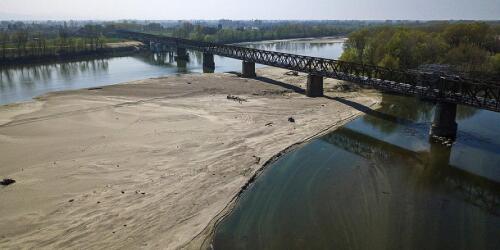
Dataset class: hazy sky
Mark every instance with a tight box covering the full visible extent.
[0,0,499,20]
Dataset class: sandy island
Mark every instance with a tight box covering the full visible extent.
[0,67,380,249]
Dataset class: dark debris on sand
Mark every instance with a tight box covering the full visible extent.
[227,95,248,104]
[0,178,16,186]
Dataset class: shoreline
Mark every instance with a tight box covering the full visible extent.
[0,35,346,74]
[0,67,379,249]
[234,36,347,45]
[187,104,375,249]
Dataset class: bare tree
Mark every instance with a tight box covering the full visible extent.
[14,31,28,57]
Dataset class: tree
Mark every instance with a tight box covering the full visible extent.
[58,26,70,53]
[489,53,500,73]
[340,22,496,74]
[444,43,488,72]
[0,31,8,59]
[342,28,370,63]
[13,30,28,57]
[443,22,493,49]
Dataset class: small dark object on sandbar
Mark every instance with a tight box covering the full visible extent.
[1,178,16,186]
[227,95,247,103]
[288,117,295,123]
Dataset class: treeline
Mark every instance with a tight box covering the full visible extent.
[340,22,500,76]
[0,20,366,63]
[164,22,352,43]
[0,24,118,60]
[0,21,350,61]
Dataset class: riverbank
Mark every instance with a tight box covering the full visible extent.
[0,41,144,67]
[0,67,380,249]
[235,36,347,45]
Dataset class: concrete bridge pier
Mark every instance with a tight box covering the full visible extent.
[175,47,189,69]
[242,61,256,78]
[306,74,324,97]
[430,102,458,140]
[175,47,189,61]
[203,53,215,73]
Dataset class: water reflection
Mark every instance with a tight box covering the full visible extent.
[0,59,112,104]
[134,53,175,66]
[324,127,499,215]
[213,94,500,250]
[1,60,108,89]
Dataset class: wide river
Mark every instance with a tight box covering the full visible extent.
[1,38,499,249]
[213,95,500,249]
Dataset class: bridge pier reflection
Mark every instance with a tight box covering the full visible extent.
[430,102,457,140]
[428,141,452,173]
[203,53,215,73]
[323,127,500,215]
[306,74,324,97]
[242,61,256,78]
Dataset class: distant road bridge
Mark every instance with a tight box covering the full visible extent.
[115,30,500,140]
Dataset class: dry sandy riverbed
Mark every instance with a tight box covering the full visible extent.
[0,67,380,249]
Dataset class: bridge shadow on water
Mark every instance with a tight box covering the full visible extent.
[324,96,415,126]
[251,74,500,155]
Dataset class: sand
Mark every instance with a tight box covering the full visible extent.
[105,41,143,49]
[235,36,346,45]
[0,67,380,249]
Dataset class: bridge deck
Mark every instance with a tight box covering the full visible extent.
[116,31,500,113]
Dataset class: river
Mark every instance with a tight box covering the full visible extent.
[1,37,499,249]
[212,95,500,249]
[0,38,344,105]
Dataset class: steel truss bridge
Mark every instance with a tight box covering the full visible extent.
[115,30,500,113]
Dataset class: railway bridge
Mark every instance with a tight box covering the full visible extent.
[115,30,500,140]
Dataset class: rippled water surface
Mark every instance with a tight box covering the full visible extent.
[213,95,500,250]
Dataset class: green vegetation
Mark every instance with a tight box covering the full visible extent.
[3,20,500,75]
[340,22,500,75]
[0,21,365,62]
[160,22,352,43]
[0,20,371,63]
[0,24,123,60]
